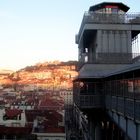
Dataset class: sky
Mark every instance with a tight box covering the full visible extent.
[0,0,139,70]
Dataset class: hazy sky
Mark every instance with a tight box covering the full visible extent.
[0,0,139,70]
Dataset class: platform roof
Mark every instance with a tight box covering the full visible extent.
[74,64,129,80]
[106,62,140,77]
[89,2,130,12]
[75,62,140,81]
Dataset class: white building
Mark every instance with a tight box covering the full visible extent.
[0,109,26,127]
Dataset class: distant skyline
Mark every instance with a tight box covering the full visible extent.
[0,0,139,70]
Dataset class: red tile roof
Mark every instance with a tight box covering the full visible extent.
[39,97,63,110]
[5,109,22,119]
[25,110,62,124]
[25,110,65,133]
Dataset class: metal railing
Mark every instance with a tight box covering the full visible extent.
[74,92,140,121]
[105,95,140,121]
[77,12,140,42]
[83,12,140,24]
[77,53,140,70]
[74,94,104,109]
[73,78,140,122]
[92,53,134,63]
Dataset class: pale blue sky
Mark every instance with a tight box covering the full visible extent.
[0,0,139,70]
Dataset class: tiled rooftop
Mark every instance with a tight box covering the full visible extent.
[5,109,22,119]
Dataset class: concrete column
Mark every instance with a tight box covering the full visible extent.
[121,31,127,53]
[109,30,114,52]
[102,30,108,53]
[88,46,92,62]
[97,30,102,53]
[89,33,97,62]
[127,31,132,53]
[115,30,121,53]
[78,39,84,62]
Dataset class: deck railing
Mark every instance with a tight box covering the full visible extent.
[105,95,140,122]
[74,91,140,121]
[76,12,140,42]
[83,12,140,24]
[77,53,140,70]
[74,93,104,109]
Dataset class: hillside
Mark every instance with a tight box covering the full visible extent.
[0,61,78,90]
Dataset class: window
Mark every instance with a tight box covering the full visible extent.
[106,8,112,13]
[112,8,118,13]
[128,80,134,93]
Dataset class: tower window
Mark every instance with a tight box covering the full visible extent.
[112,8,118,13]
[105,5,118,14]
[106,8,112,13]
